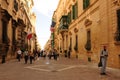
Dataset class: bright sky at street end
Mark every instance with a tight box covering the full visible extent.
[33,0,59,49]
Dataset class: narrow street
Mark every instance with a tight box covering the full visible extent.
[0,56,120,80]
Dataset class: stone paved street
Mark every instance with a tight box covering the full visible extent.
[0,56,120,80]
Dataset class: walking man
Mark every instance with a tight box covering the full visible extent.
[24,49,29,64]
[100,46,108,75]
[1,47,6,63]
[16,48,22,62]
[68,50,71,58]
[29,51,33,64]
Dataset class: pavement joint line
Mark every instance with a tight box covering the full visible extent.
[25,67,51,72]
[57,66,76,71]
[24,64,120,74]
[26,64,49,68]
[24,64,78,72]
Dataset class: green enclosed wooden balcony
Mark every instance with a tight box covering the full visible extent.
[58,15,68,34]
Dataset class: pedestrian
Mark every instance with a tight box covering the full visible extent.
[100,46,108,75]
[54,49,58,60]
[33,49,37,61]
[48,50,52,59]
[68,50,71,58]
[43,51,46,59]
[29,51,33,64]
[1,47,6,64]
[24,49,29,64]
[16,48,22,62]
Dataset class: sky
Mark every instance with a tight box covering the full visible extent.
[32,0,59,49]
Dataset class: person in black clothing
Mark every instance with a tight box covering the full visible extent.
[24,49,29,64]
[29,51,33,64]
[68,50,71,58]
[1,47,6,64]
[53,49,58,60]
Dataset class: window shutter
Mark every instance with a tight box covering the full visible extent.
[117,9,120,31]
[83,0,90,9]
[86,0,90,8]
[68,12,71,24]
[72,5,75,19]
[75,2,78,19]
[83,0,86,9]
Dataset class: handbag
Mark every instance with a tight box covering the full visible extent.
[98,57,102,67]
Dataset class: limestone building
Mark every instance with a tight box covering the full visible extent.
[0,0,37,61]
[52,0,120,68]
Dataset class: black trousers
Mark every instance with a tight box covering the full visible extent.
[30,56,33,64]
[24,56,28,64]
[2,55,6,63]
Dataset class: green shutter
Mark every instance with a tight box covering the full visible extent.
[86,0,90,7]
[68,13,70,24]
[83,0,90,9]
[72,5,75,19]
[68,11,71,24]
[68,12,70,24]
[83,0,86,9]
[75,2,78,19]
[70,12,71,23]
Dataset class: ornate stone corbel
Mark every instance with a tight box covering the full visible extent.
[74,28,78,33]
[113,0,120,6]
[69,31,72,35]
[84,19,92,26]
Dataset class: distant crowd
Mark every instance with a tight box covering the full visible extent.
[16,48,59,64]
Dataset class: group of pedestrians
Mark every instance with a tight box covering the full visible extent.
[15,46,109,75]
[47,49,58,60]
[38,49,59,60]
[16,48,60,64]
[16,48,34,64]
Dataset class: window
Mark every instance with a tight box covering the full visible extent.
[72,5,75,19]
[68,11,71,24]
[75,2,78,19]
[117,9,120,31]
[83,0,90,9]
[74,35,78,51]
[85,30,91,51]
[14,0,18,11]
[69,37,72,51]
[87,30,91,41]
[114,9,120,41]
[72,2,78,20]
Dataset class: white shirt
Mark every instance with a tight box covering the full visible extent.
[17,50,22,55]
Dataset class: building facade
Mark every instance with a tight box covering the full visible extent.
[52,0,120,69]
[0,0,37,61]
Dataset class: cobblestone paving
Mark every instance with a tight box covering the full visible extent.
[0,57,120,80]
